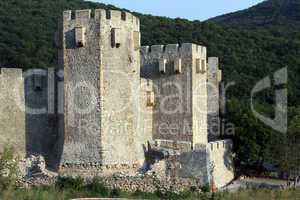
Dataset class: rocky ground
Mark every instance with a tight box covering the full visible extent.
[17,155,57,187]
[17,155,201,194]
[222,177,300,192]
[101,173,200,193]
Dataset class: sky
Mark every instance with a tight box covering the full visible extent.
[89,0,265,21]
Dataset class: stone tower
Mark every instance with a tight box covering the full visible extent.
[141,44,208,149]
[207,57,222,141]
[61,9,144,173]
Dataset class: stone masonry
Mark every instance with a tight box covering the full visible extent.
[0,9,234,188]
[61,9,147,174]
[0,68,25,157]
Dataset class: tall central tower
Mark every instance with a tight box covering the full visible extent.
[61,9,143,173]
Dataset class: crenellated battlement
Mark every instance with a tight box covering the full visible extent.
[208,139,232,152]
[141,43,207,77]
[0,68,23,79]
[141,43,206,58]
[63,9,139,27]
[63,9,140,48]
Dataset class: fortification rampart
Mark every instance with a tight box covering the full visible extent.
[24,68,61,169]
[0,68,25,157]
[159,139,234,188]
[63,9,139,30]
[207,139,234,188]
[141,43,206,57]
[141,44,206,78]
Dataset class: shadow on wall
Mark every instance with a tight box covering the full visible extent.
[224,148,234,172]
[24,69,64,171]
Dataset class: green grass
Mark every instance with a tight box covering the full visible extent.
[217,189,300,200]
[0,186,162,200]
[0,148,298,200]
[0,184,299,200]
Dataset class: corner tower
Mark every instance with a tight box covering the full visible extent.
[61,9,142,173]
[141,43,208,150]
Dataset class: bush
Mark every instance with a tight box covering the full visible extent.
[201,184,210,193]
[110,188,121,197]
[86,177,109,196]
[55,176,84,191]
[0,146,18,191]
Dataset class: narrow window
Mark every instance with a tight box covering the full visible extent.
[147,91,155,107]
[201,59,206,72]
[75,26,86,47]
[106,10,111,19]
[196,59,201,73]
[196,58,206,74]
[159,58,166,74]
[121,11,126,20]
[218,69,222,82]
[111,28,121,48]
[133,31,140,50]
[174,58,182,74]
[33,75,42,91]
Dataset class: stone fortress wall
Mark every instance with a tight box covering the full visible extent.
[24,68,62,169]
[207,139,234,188]
[0,9,234,188]
[0,67,63,169]
[151,139,234,188]
[0,68,25,157]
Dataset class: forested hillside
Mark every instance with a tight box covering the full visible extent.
[0,0,299,176]
[210,0,300,29]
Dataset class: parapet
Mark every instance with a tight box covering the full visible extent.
[63,9,140,30]
[0,68,23,79]
[141,43,207,76]
[141,43,206,58]
[208,139,232,152]
[154,139,192,153]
